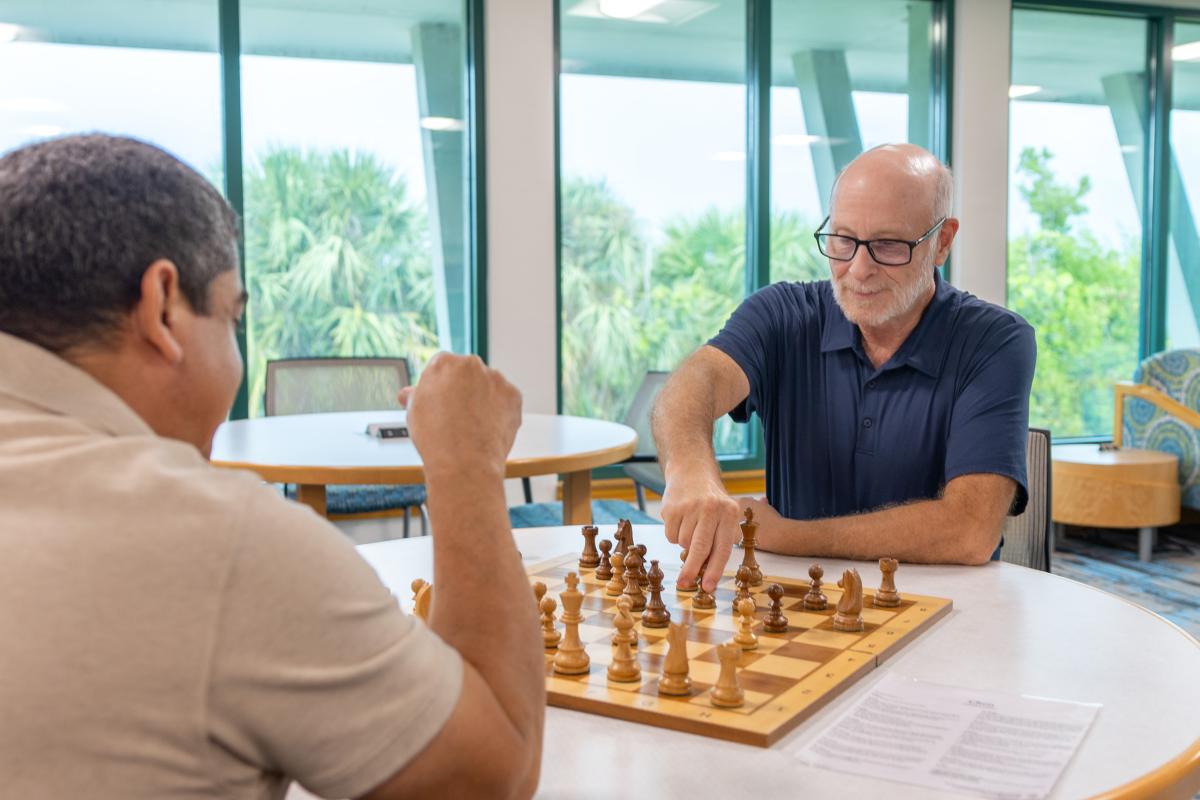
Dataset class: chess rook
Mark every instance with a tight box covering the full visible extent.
[579,525,600,569]
[709,642,744,708]
[657,621,692,696]
[874,557,901,608]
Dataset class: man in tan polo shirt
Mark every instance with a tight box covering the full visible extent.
[0,134,543,798]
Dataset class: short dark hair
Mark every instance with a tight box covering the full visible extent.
[0,134,239,353]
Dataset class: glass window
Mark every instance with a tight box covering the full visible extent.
[240,1,473,415]
[0,2,221,178]
[1007,9,1147,438]
[1167,21,1200,349]
[770,0,941,282]
[558,0,749,456]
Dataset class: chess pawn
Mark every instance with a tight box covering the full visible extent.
[540,595,562,648]
[692,564,716,610]
[833,568,864,632]
[731,564,753,616]
[733,598,758,650]
[657,621,692,696]
[606,551,626,597]
[579,525,601,569]
[607,596,641,682]
[595,539,614,581]
[874,557,901,608]
[739,508,763,586]
[633,544,650,589]
[622,553,647,613]
[803,563,828,611]
[553,573,591,675]
[709,642,744,708]
[532,581,547,605]
[641,560,672,628]
[762,583,789,633]
[411,578,433,621]
[675,549,698,593]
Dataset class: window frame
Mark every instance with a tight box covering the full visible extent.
[218,0,489,420]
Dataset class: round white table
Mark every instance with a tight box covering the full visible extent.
[209,411,637,524]
[355,525,1200,799]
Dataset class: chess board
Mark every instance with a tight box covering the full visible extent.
[529,552,952,747]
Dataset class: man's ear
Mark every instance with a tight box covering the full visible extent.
[933,217,960,267]
[131,259,185,366]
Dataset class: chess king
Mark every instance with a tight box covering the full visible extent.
[653,143,1036,589]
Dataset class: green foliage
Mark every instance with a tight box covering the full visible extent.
[560,177,824,454]
[243,148,439,416]
[1007,147,1140,437]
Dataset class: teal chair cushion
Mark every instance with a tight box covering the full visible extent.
[508,500,660,529]
[1122,349,1200,508]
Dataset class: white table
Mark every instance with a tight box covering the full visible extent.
[210,411,637,524]
[356,525,1200,799]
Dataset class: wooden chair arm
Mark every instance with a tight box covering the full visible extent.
[1113,381,1200,446]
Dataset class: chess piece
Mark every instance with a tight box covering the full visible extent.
[411,578,433,621]
[641,560,671,628]
[540,595,562,648]
[874,557,901,608]
[762,583,789,633]
[579,525,601,569]
[607,596,641,682]
[803,564,827,610]
[614,519,633,558]
[692,556,716,610]
[675,549,698,593]
[532,581,547,605]
[633,544,650,589]
[833,568,864,632]
[622,553,647,612]
[733,598,758,650]
[606,551,626,597]
[731,565,753,615]
[595,539,614,581]
[554,573,590,674]
[739,508,763,586]
[709,642,744,708]
[657,621,692,696]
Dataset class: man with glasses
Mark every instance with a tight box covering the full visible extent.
[653,144,1035,592]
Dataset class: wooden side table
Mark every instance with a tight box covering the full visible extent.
[1051,444,1180,561]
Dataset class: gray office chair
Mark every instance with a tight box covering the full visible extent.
[1000,428,1052,572]
[265,357,428,537]
[622,371,670,511]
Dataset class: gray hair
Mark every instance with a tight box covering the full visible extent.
[0,134,239,354]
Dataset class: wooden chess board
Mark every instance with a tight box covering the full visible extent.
[529,552,952,747]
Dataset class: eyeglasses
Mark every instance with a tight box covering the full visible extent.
[813,215,947,267]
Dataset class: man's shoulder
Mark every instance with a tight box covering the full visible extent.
[945,283,1034,342]
[745,279,834,320]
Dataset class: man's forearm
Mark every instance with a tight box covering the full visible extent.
[757,477,1012,566]
[425,467,543,739]
[653,374,721,483]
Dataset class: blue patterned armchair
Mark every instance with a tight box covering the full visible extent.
[1115,349,1200,509]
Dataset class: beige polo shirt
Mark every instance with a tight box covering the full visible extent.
[0,332,463,799]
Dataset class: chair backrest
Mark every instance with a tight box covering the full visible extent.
[1000,428,1051,572]
[264,357,412,417]
[622,371,670,459]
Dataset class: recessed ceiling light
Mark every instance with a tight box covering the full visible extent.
[597,0,663,19]
[1009,85,1041,99]
[1174,41,1200,61]
[420,116,464,132]
[0,24,20,43]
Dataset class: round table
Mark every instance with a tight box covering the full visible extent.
[1052,444,1180,562]
[335,525,1200,800]
[209,411,637,524]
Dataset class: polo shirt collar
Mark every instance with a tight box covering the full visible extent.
[0,330,154,438]
[819,271,956,378]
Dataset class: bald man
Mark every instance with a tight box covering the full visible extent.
[654,144,1036,590]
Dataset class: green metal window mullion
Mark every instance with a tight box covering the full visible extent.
[1143,11,1172,358]
[218,0,248,420]
[467,0,489,362]
[934,0,954,166]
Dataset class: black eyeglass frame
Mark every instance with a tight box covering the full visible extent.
[813,215,948,267]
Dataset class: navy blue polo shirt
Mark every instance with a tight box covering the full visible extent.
[708,273,1036,523]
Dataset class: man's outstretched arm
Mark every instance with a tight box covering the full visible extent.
[653,345,750,592]
[745,473,1016,566]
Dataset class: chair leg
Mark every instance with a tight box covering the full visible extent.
[403,508,411,539]
[635,483,646,513]
[420,505,428,537]
[522,477,533,504]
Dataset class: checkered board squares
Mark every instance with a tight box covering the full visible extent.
[531,553,952,747]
